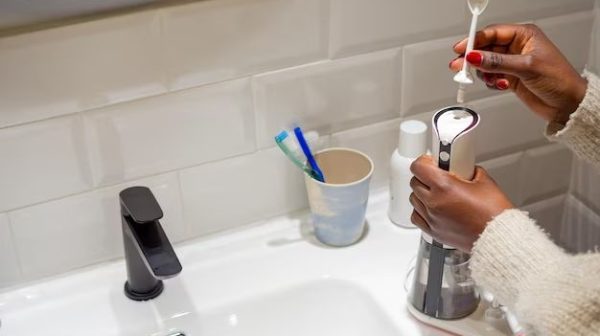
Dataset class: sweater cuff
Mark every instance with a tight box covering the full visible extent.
[546,71,600,168]
[470,209,566,307]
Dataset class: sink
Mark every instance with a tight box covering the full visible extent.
[159,280,399,336]
[0,190,509,336]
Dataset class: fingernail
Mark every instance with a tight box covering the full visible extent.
[466,51,483,66]
[452,41,461,49]
[497,79,510,90]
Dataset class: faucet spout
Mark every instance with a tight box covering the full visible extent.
[120,186,182,301]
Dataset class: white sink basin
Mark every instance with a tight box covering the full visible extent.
[0,190,508,336]
[168,280,399,336]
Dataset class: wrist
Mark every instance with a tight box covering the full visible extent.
[553,77,588,125]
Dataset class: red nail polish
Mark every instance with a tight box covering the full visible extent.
[466,51,483,66]
[497,80,510,90]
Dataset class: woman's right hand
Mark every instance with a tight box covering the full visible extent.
[449,24,588,125]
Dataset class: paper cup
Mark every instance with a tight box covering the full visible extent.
[304,148,374,247]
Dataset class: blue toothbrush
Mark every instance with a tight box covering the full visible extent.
[293,126,325,182]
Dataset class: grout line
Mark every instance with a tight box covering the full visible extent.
[173,171,191,238]
[0,0,206,38]
[2,146,267,214]
[4,214,25,281]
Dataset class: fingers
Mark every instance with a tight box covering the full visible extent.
[410,155,445,188]
[465,50,533,77]
[480,72,511,91]
[451,24,536,78]
[411,210,430,233]
[410,193,429,221]
[453,24,528,54]
[410,194,431,233]
[450,59,513,91]
[410,177,430,200]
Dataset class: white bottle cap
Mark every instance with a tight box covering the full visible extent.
[398,120,428,158]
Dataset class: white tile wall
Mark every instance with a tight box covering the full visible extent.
[9,172,184,279]
[85,79,255,186]
[471,94,548,160]
[0,214,21,287]
[519,144,573,205]
[0,116,93,212]
[536,11,595,71]
[329,0,467,57]
[561,195,600,252]
[481,0,594,25]
[0,0,596,287]
[254,49,401,148]
[330,119,401,189]
[401,35,498,117]
[523,194,566,245]
[480,152,523,206]
[591,2,600,73]
[162,0,328,91]
[570,158,600,213]
[0,11,165,128]
[179,148,308,237]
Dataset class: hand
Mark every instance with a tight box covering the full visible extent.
[409,155,514,252]
[449,24,587,125]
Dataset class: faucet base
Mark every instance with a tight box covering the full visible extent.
[124,280,164,301]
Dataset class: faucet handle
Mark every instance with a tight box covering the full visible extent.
[120,186,163,223]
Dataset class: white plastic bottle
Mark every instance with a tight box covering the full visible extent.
[389,120,428,228]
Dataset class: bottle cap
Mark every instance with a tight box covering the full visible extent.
[398,120,428,158]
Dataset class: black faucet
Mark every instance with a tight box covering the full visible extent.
[120,186,182,301]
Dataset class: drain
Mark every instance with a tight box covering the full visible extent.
[166,332,185,336]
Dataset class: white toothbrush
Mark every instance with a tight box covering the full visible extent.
[454,0,489,104]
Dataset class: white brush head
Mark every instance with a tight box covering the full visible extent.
[456,86,466,104]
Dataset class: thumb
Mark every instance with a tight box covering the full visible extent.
[466,51,534,78]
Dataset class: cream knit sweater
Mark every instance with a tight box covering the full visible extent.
[471,71,600,336]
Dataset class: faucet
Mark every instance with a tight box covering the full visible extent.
[120,186,182,301]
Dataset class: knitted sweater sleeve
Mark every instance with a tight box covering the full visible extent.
[470,72,600,335]
[471,210,600,335]
[546,71,600,168]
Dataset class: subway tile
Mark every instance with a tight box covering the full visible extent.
[329,0,467,57]
[9,173,184,280]
[480,0,594,25]
[536,11,595,71]
[331,119,402,189]
[519,144,572,205]
[0,11,165,128]
[179,148,308,237]
[523,194,566,246]
[570,158,600,213]
[85,78,255,186]
[480,152,523,206]
[401,35,499,117]
[162,0,328,91]
[0,214,21,287]
[254,49,402,149]
[0,116,93,212]
[591,7,600,73]
[561,195,600,253]
[470,94,547,160]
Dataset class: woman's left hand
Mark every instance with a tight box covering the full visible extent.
[409,155,514,252]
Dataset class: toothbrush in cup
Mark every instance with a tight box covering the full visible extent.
[294,127,325,183]
[275,130,324,181]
